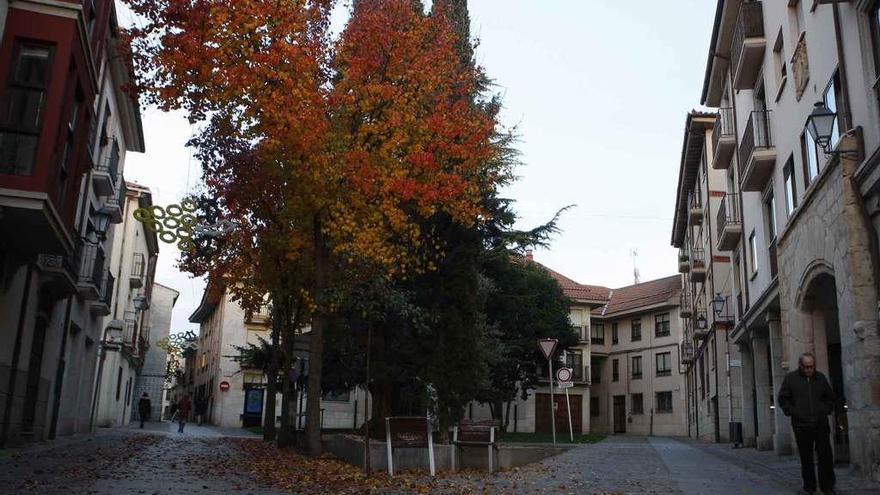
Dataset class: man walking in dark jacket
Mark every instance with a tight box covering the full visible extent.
[137,393,152,429]
[778,352,836,495]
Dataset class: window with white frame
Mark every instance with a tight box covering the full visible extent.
[749,230,759,277]
[802,131,820,185]
[784,156,798,216]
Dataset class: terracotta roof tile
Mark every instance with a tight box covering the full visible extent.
[538,262,680,314]
[603,275,682,316]
[539,264,611,303]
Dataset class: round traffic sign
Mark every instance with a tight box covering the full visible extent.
[219,381,230,391]
[556,367,573,383]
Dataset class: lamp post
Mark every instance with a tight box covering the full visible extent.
[712,293,724,318]
[133,294,149,311]
[93,210,112,240]
[89,320,124,431]
[804,101,860,158]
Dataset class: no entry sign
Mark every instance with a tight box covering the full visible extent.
[219,381,230,392]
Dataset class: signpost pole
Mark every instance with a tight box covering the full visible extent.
[562,351,573,442]
[565,388,574,442]
[549,356,556,445]
[538,339,559,446]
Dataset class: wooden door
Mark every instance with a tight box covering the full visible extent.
[613,395,626,433]
[535,393,582,435]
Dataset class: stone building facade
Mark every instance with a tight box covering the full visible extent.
[686,0,880,479]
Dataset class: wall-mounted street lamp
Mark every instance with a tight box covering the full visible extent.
[805,102,860,159]
[133,294,149,311]
[712,293,726,318]
[696,314,708,330]
[93,210,112,240]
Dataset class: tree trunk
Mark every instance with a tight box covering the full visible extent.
[263,291,282,441]
[363,323,372,474]
[279,296,304,447]
[504,400,512,432]
[306,215,328,456]
[278,296,298,447]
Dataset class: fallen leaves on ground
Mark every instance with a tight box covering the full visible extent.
[230,438,487,494]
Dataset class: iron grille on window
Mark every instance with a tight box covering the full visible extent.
[131,252,145,278]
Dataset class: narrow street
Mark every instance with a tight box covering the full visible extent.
[1,425,877,494]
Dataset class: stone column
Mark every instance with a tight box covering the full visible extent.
[739,340,756,448]
[839,130,880,478]
[751,331,773,451]
[767,312,793,455]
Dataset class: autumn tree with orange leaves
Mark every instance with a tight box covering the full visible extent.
[125,0,502,455]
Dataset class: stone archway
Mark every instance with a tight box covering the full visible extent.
[796,263,850,464]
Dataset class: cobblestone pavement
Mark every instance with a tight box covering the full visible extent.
[1,427,878,494]
[0,422,285,495]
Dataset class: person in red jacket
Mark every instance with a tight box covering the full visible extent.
[177,395,192,433]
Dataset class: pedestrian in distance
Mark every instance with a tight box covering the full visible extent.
[195,396,207,426]
[137,392,152,429]
[177,394,192,433]
[778,352,837,495]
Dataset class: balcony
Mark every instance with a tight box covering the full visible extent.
[693,310,710,340]
[687,190,704,226]
[130,253,145,288]
[101,178,126,224]
[246,304,272,324]
[141,326,152,347]
[36,252,78,297]
[681,342,694,365]
[92,138,120,197]
[76,240,105,300]
[716,193,742,251]
[537,363,588,384]
[679,292,692,318]
[731,1,766,90]
[123,311,137,348]
[711,108,736,169]
[678,250,690,273]
[90,270,114,316]
[689,248,706,283]
[739,110,775,191]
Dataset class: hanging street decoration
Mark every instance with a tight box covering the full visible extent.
[131,197,240,251]
[157,330,200,387]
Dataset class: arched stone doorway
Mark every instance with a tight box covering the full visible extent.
[796,268,849,464]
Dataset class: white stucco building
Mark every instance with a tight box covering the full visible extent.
[469,256,687,437]
[93,182,159,428]
[132,283,178,421]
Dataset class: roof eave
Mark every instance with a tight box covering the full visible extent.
[700,0,726,105]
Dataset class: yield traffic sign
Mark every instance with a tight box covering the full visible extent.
[537,339,558,360]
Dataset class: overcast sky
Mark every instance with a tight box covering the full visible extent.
[119,0,716,336]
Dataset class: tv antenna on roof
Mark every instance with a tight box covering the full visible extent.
[631,249,641,285]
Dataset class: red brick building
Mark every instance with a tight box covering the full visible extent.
[0,1,145,446]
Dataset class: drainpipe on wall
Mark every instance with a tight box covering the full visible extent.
[0,263,34,447]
